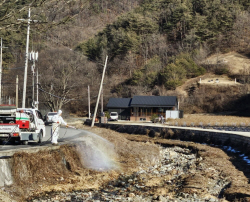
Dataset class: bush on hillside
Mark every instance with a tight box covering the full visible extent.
[214,65,230,75]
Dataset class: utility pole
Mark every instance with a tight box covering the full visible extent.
[101,87,103,114]
[16,76,18,108]
[0,38,3,105]
[36,67,39,109]
[18,8,38,108]
[88,85,90,119]
[0,38,8,104]
[19,7,31,108]
[91,56,108,127]
[29,51,38,108]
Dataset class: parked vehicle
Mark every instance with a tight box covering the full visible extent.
[109,112,118,121]
[0,106,46,145]
[45,112,57,125]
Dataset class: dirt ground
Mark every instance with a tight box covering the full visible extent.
[2,122,250,201]
[205,52,250,74]
[75,123,250,201]
[199,75,239,85]
[171,113,250,126]
[174,51,248,96]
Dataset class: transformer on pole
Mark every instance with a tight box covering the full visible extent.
[29,51,38,108]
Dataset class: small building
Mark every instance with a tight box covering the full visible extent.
[106,96,179,121]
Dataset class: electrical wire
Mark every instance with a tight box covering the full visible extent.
[38,87,78,101]
[5,66,24,70]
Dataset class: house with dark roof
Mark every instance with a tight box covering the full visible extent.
[106,96,179,121]
[106,98,132,120]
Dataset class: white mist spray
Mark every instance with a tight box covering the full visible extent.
[74,132,119,171]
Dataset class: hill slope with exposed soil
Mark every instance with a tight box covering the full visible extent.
[205,52,250,74]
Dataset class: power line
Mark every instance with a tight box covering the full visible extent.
[33,30,106,66]
[38,86,100,101]
[38,87,78,101]
[6,67,24,70]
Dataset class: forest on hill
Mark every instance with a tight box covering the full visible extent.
[1,0,250,115]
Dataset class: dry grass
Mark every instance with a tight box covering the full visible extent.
[4,122,250,201]
[205,51,250,74]
[168,114,250,127]
[8,126,161,201]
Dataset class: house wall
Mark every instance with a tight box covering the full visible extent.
[108,106,178,121]
[132,107,174,115]
[130,116,151,122]
[108,108,130,120]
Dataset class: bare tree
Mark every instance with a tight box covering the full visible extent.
[232,11,250,50]
[39,47,86,111]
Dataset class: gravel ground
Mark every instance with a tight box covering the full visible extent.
[2,120,248,202]
[29,146,228,202]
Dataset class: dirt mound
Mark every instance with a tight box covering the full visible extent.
[205,52,250,74]
[175,51,247,97]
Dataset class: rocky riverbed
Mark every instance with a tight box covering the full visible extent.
[29,145,229,202]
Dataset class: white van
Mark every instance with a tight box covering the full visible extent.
[110,112,118,121]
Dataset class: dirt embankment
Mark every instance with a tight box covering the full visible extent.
[1,123,250,201]
[205,52,250,74]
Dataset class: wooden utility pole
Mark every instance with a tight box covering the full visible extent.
[0,38,3,104]
[101,87,103,114]
[91,56,108,127]
[0,38,8,104]
[16,76,18,108]
[20,8,31,108]
[18,8,38,108]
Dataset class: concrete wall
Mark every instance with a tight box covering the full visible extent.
[0,147,62,188]
[0,158,13,187]
[94,122,250,155]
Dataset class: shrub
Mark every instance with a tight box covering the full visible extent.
[215,65,229,75]
[150,114,158,123]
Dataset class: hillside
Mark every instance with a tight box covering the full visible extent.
[0,0,250,115]
[176,51,249,96]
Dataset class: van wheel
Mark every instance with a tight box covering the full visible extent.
[38,131,43,143]
[22,141,28,145]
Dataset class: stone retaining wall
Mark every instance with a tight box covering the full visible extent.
[92,122,250,155]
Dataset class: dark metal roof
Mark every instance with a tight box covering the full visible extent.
[106,98,132,108]
[130,96,177,107]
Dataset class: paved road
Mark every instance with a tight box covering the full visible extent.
[0,126,86,153]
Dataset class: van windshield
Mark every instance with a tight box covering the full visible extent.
[110,113,117,116]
